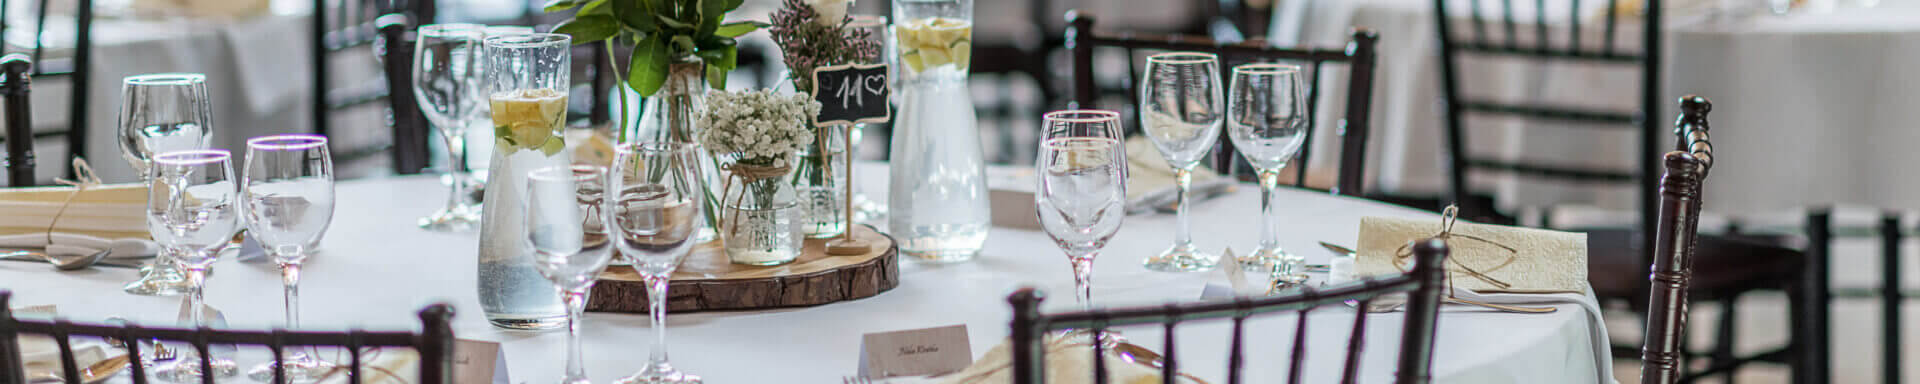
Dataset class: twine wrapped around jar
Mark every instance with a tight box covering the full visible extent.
[717,161,793,238]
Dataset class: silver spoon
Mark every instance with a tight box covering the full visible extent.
[0,249,122,270]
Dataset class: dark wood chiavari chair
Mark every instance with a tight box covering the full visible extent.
[1066,12,1378,196]
[0,0,93,182]
[312,0,435,174]
[1007,238,1448,383]
[2,54,34,187]
[1639,95,1714,384]
[0,290,456,384]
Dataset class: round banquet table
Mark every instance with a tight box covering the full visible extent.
[0,163,1608,383]
[1272,0,1920,214]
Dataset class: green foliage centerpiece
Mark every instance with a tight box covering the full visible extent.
[545,0,767,142]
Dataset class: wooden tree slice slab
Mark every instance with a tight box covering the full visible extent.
[586,224,899,313]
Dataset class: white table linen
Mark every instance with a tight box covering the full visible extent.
[1275,0,1920,214]
[0,163,1607,383]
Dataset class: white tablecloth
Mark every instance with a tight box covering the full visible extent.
[1275,0,1920,214]
[0,163,1607,383]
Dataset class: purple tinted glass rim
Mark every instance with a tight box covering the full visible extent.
[152,149,230,166]
[246,134,329,151]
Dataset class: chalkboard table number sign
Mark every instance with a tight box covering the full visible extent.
[810,63,890,255]
[810,63,892,127]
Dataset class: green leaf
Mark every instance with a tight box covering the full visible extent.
[611,0,655,31]
[694,35,735,51]
[552,15,619,44]
[696,0,724,35]
[657,14,695,31]
[670,35,696,53]
[541,0,580,13]
[712,21,759,38]
[721,0,743,12]
[702,45,736,89]
[628,36,670,96]
[576,0,610,16]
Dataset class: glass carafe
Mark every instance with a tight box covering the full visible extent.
[887,0,988,262]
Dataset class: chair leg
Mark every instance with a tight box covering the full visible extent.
[1714,299,1738,384]
[1797,209,1834,384]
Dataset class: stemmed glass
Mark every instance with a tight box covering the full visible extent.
[413,23,487,231]
[1138,52,1224,272]
[146,150,242,382]
[239,134,337,382]
[527,165,614,384]
[1035,110,1127,309]
[117,73,214,296]
[1226,64,1310,279]
[607,142,706,384]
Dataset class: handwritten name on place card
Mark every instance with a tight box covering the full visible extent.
[454,338,511,384]
[859,324,971,378]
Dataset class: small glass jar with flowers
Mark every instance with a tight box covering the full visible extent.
[697,89,822,265]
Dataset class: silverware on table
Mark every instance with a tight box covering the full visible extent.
[27,354,130,384]
[842,376,874,384]
[0,249,122,270]
[1319,241,1357,257]
[1320,242,1557,314]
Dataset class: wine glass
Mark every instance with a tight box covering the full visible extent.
[1138,52,1224,273]
[240,134,337,382]
[607,142,706,384]
[117,73,213,296]
[1226,64,1310,279]
[413,23,486,232]
[146,150,242,382]
[527,164,613,384]
[1036,110,1126,309]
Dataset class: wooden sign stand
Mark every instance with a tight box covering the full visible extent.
[810,63,892,256]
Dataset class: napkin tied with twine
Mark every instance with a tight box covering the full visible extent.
[1355,208,1589,293]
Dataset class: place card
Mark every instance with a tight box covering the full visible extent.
[858,324,971,378]
[14,304,55,316]
[175,299,229,327]
[454,338,510,384]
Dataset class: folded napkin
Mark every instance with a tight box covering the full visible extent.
[12,306,111,381]
[314,348,420,384]
[0,182,151,239]
[133,0,272,19]
[0,232,159,258]
[1373,287,1615,384]
[1354,216,1588,293]
[1123,136,1222,203]
[931,335,1200,384]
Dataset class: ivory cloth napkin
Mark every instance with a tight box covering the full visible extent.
[1123,136,1221,202]
[314,348,421,384]
[12,306,111,381]
[1354,216,1589,293]
[0,183,158,257]
[923,335,1200,384]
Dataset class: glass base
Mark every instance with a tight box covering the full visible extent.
[1143,244,1217,272]
[245,353,336,383]
[124,261,193,296]
[905,249,977,264]
[418,206,481,232]
[614,361,702,384]
[485,314,567,330]
[154,355,237,382]
[1237,246,1292,272]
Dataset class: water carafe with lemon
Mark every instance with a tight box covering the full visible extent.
[888,0,989,263]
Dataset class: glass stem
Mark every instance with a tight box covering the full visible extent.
[1257,169,1282,250]
[280,262,316,360]
[187,266,208,328]
[644,275,670,365]
[1172,167,1195,247]
[562,289,588,382]
[1070,253,1096,311]
[439,123,468,213]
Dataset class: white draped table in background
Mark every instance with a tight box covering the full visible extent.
[1272,0,1920,214]
[0,163,1607,383]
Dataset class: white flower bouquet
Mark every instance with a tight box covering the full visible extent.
[696,89,822,166]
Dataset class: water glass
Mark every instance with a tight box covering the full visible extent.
[146,150,241,382]
[117,73,213,296]
[1138,52,1224,272]
[414,23,487,232]
[1226,64,1310,278]
[608,142,706,384]
[1036,110,1127,309]
[240,134,338,382]
[528,164,613,384]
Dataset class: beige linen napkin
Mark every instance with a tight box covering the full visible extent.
[0,183,151,240]
[934,335,1200,384]
[1123,136,1221,202]
[1353,216,1588,293]
[314,348,421,384]
[12,306,110,381]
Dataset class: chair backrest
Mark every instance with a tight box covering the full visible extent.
[1638,95,1712,384]
[1066,12,1378,196]
[0,290,456,384]
[0,0,94,180]
[1008,238,1449,383]
[2,54,34,186]
[372,13,433,174]
[1431,0,1663,247]
[312,0,434,174]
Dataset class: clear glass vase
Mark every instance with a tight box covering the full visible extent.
[794,124,848,238]
[719,159,804,265]
[888,0,988,262]
[477,143,573,329]
[635,56,723,243]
